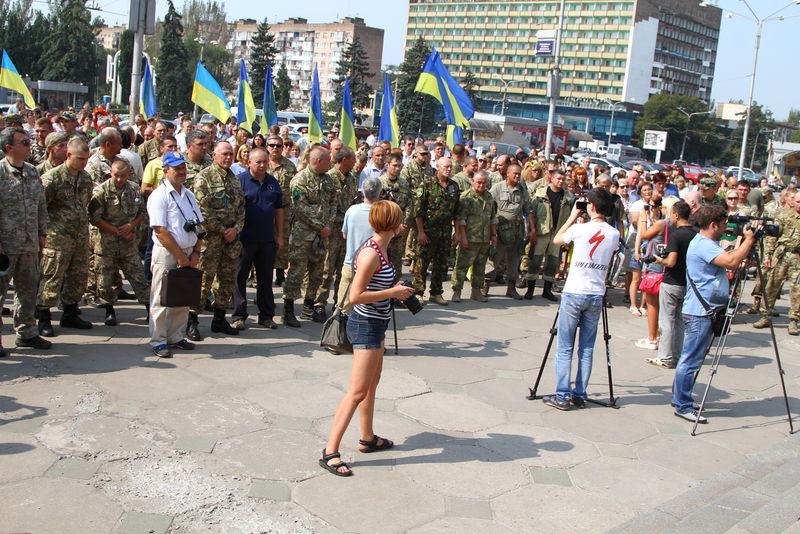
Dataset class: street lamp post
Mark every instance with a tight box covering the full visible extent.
[602,98,622,147]
[677,108,712,161]
[544,0,566,159]
[192,38,207,123]
[491,73,509,116]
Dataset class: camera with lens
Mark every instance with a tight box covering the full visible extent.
[183,219,208,240]
[575,195,588,211]
[726,215,780,239]
[641,244,667,264]
[396,280,423,315]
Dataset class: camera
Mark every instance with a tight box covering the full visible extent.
[183,219,208,240]
[641,244,667,264]
[726,215,780,238]
[397,280,423,315]
[576,195,588,211]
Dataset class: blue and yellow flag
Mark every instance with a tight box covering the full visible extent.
[378,75,400,149]
[237,60,256,133]
[339,77,356,150]
[191,60,231,123]
[414,48,474,146]
[261,63,277,136]
[0,49,35,109]
[140,57,157,119]
[308,65,324,143]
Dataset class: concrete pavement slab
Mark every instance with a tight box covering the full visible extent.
[214,428,324,481]
[91,365,214,404]
[142,394,270,438]
[443,496,494,519]
[45,456,99,479]
[114,511,173,534]
[248,478,292,501]
[408,517,518,534]
[244,378,343,419]
[635,433,745,479]
[398,392,506,432]
[0,430,58,484]
[476,423,600,468]
[326,367,430,399]
[392,354,496,384]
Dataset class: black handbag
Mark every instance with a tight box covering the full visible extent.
[320,306,353,354]
[687,274,729,338]
[160,267,202,307]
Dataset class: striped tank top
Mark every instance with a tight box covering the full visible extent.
[353,238,395,320]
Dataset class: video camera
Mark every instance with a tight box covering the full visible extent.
[183,219,208,240]
[641,243,667,265]
[726,215,780,239]
[396,280,423,315]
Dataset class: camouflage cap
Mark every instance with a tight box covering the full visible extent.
[699,176,718,189]
[45,132,68,147]
[759,185,774,195]
[58,111,78,122]
[3,113,23,124]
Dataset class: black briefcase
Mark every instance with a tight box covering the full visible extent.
[160,267,202,307]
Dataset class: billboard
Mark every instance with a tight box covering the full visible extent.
[643,130,667,151]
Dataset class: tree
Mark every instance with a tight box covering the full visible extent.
[156,0,192,116]
[275,62,291,110]
[181,0,231,45]
[248,18,278,104]
[117,30,135,105]
[185,39,234,93]
[331,36,374,114]
[40,0,101,98]
[461,68,479,106]
[396,37,438,135]
[0,0,49,81]
[786,108,800,125]
[717,102,775,169]
[789,129,800,143]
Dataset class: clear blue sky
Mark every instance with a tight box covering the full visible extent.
[97,0,799,121]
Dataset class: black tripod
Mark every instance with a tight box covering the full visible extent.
[691,240,795,436]
[527,293,619,408]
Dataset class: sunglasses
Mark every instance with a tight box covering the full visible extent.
[726,196,738,200]
[267,143,283,148]
[619,185,629,188]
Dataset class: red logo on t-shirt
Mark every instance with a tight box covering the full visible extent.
[588,230,605,259]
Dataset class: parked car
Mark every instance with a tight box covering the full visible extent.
[682,165,703,183]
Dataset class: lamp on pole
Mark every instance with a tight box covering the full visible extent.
[699,0,800,181]
[543,0,566,159]
[192,38,217,122]
[601,98,622,147]
[677,107,712,161]
[491,73,509,116]
[750,127,775,170]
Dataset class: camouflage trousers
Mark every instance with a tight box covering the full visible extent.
[0,252,40,339]
[274,208,292,270]
[86,226,121,299]
[412,234,450,296]
[759,251,800,320]
[387,230,407,285]
[451,242,490,290]
[405,227,418,264]
[525,233,561,282]
[315,222,345,307]
[96,236,150,306]
[486,238,522,284]
[284,236,327,302]
[190,232,243,314]
[38,235,90,308]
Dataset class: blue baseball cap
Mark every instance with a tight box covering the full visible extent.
[162,151,186,167]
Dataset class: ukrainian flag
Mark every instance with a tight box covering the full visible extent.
[308,65,324,143]
[0,49,36,109]
[339,77,356,150]
[414,48,474,146]
[140,57,157,119]
[191,60,231,123]
[237,60,256,134]
[261,63,277,135]
[378,75,400,149]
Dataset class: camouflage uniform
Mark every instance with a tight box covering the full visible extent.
[190,163,246,314]
[487,180,531,284]
[0,159,48,339]
[380,172,413,283]
[38,164,94,308]
[85,151,114,186]
[183,152,213,191]
[400,158,435,264]
[526,186,573,282]
[137,138,161,166]
[489,171,504,186]
[36,159,58,175]
[451,159,464,177]
[412,178,460,296]
[84,151,116,300]
[268,157,297,271]
[315,165,357,307]
[451,188,496,291]
[283,167,337,302]
[28,143,47,166]
[451,171,473,193]
[758,208,800,322]
[750,197,783,311]
[88,178,150,306]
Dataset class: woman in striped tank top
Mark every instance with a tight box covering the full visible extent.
[320,200,415,477]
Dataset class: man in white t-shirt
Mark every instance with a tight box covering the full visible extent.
[542,187,620,411]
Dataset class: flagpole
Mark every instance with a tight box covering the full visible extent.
[544,0,566,159]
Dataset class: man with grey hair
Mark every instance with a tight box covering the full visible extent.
[85,127,122,185]
[117,126,144,183]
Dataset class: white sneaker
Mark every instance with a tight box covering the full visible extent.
[675,410,708,424]
[635,338,658,350]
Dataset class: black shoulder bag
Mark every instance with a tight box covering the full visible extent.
[686,275,729,338]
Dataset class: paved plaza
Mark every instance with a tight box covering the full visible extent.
[0,282,798,534]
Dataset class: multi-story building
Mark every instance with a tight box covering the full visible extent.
[228,17,384,107]
[98,25,127,50]
[406,0,721,145]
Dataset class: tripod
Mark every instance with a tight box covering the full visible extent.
[691,239,795,436]
[527,292,619,408]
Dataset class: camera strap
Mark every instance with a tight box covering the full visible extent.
[169,190,201,226]
[686,274,718,316]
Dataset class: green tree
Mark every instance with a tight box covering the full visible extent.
[248,18,278,104]
[396,36,437,135]
[0,0,49,82]
[156,0,191,116]
[789,129,800,143]
[461,68,479,106]
[181,0,231,45]
[717,102,775,169]
[786,108,800,125]
[185,39,234,93]
[332,35,374,113]
[40,0,101,99]
[274,61,291,110]
[117,30,135,105]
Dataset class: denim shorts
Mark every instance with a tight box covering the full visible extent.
[346,310,390,350]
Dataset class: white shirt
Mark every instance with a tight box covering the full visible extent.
[402,152,413,165]
[175,131,188,152]
[118,148,144,183]
[561,221,620,296]
[147,179,204,250]
[358,162,385,190]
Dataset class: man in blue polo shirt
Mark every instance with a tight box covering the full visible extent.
[231,147,285,330]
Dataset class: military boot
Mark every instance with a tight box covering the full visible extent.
[788,320,799,336]
[300,298,314,320]
[186,312,203,341]
[274,269,285,287]
[470,287,488,303]
[311,305,327,323]
[37,308,55,337]
[59,304,92,330]
[481,279,490,298]
[516,272,527,288]
[103,305,118,326]
[506,283,523,300]
[524,280,536,300]
[753,317,772,329]
[542,281,559,302]
[451,289,461,303]
[283,299,301,328]
[211,308,239,335]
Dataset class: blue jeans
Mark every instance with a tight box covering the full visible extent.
[672,314,713,413]
[555,292,604,400]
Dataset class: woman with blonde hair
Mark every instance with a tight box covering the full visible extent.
[230,143,250,175]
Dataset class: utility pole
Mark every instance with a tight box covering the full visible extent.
[128,0,156,118]
[738,20,761,181]
[192,40,206,122]
[544,0,566,159]
[677,108,712,162]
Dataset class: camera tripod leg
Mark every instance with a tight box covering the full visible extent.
[527,310,558,400]
[586,296,619,408]
[391,304,399,355]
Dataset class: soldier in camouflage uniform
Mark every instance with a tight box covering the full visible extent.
[37,138,95,335]
[0,127,51,352]
[489,154,512,185]
[754,190,800,335]
[400,144,435,265]
[451,171,497,303]
[413,157,460,305]
[182,129,213,190]
[450,143,466,176]
[265,135,297,286]
[138,120,167,166]
[748,187,783,314]
[315,146,358,312]
[28,117,52,166]
[88,160,149,326]
[451,156,478,193]
[380,153,413,283]
[698,175,727,209]
[283,146,336,327]
[57,112,87,143]
[187,141,246,341]
[36,132,67,175]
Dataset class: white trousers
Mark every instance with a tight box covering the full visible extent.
[149,245,193,347]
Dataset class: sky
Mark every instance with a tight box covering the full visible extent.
[95,0,799,121]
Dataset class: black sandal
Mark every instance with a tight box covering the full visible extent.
[319,449,353,477]
[358,435,394,453]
